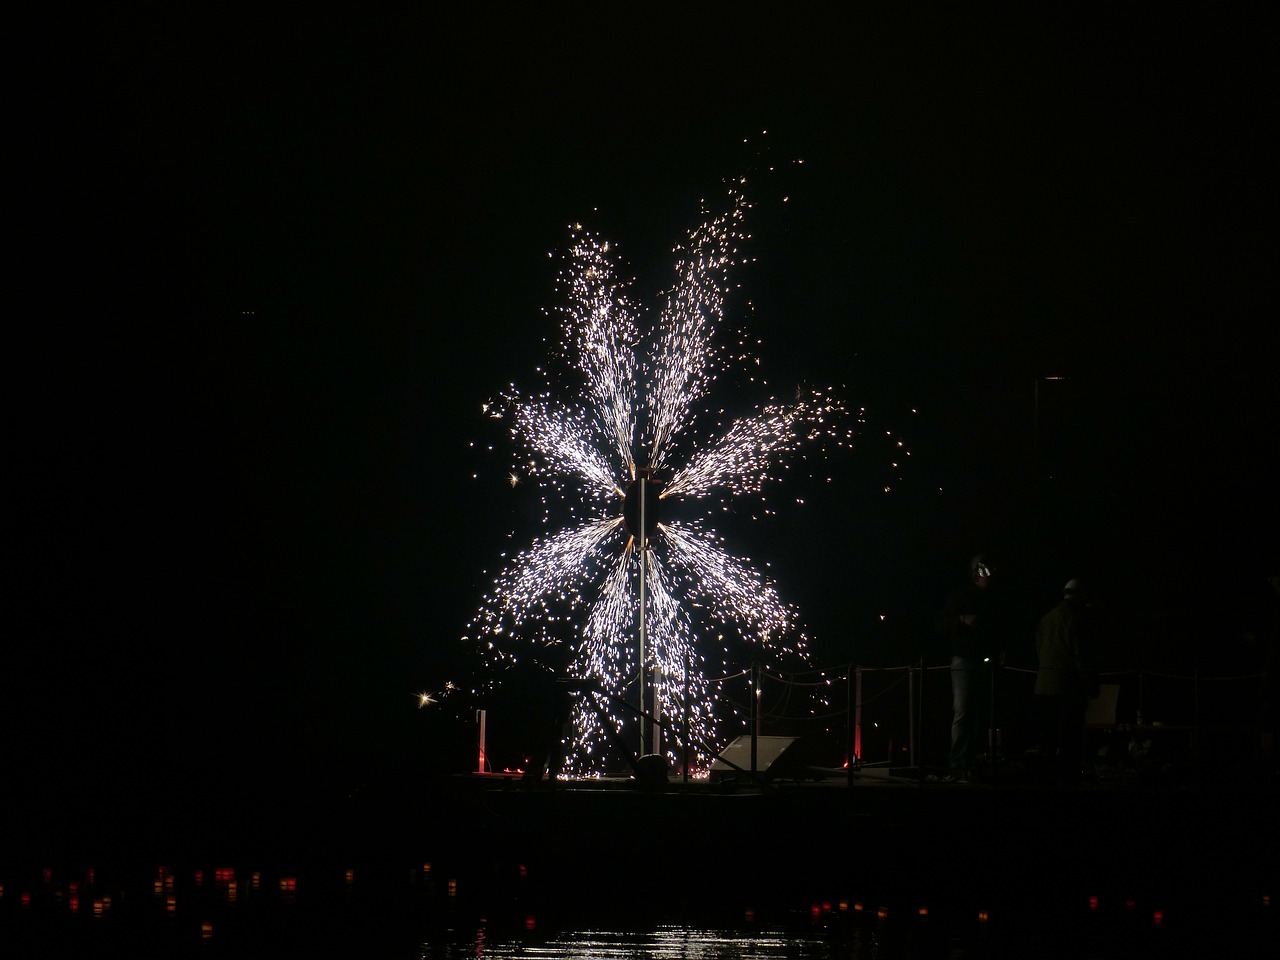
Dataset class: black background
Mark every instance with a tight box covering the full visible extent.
[5,8,1275,821]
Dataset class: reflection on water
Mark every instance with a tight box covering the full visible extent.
[425,926,909,959]
[1,858,1272,959]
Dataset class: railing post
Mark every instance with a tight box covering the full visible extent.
[855,666,863,769]
[908,663,917,768]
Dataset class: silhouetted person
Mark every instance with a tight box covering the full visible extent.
[519,641,574,784]
[1034,578,1097,782]
[936,553,1009,780]
[1242,561,1280,777]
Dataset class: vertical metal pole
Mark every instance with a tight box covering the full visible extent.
[653,666,663,757]
[1193,668,1201,770]
[683,648,690,784]
[908,663,917,768]
[750,662,758,777]
[846,662,855,786]
[638,473,647,756]
[477,709,487,774]
[855,666,863,767]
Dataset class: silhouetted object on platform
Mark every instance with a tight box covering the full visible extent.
[935,553,1011,780]
[520,643,574,784]
[1034,578,1099,782]
[1242,560,1280,775]
[708,735,801,784]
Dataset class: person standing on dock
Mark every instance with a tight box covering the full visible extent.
[936,553,1010,781]
[1033,578,1097,782]
[1242,560,1279,778]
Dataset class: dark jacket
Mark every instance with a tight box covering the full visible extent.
[936,582,1006,661]
[1034,597,1093,696]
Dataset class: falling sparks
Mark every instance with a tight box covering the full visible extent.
[462,180,851,777]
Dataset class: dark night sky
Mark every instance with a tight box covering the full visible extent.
[5,8,1276,819]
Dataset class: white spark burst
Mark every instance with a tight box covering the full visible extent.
[463,181,849,777]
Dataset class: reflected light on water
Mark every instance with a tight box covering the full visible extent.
[437,927,834,959]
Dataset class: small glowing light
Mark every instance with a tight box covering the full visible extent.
[447,879,458,898]
[1089,895,1098,910]
[978,909,989,924]
[1152,908,1164,925]
[877,906,888,919]
[918,905,929,917]
[201,921,214,940]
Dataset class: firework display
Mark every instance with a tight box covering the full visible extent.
[462,181,849,777]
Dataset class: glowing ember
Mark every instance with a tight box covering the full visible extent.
[462,179,850,777]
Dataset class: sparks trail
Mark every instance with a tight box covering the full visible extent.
[460,178,853,777]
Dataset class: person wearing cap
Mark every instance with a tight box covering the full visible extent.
[1241,562,1279,777]
[1034,578,1097,782]
[936,553,1009,781]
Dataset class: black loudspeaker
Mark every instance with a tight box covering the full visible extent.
[709,735,801,782]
